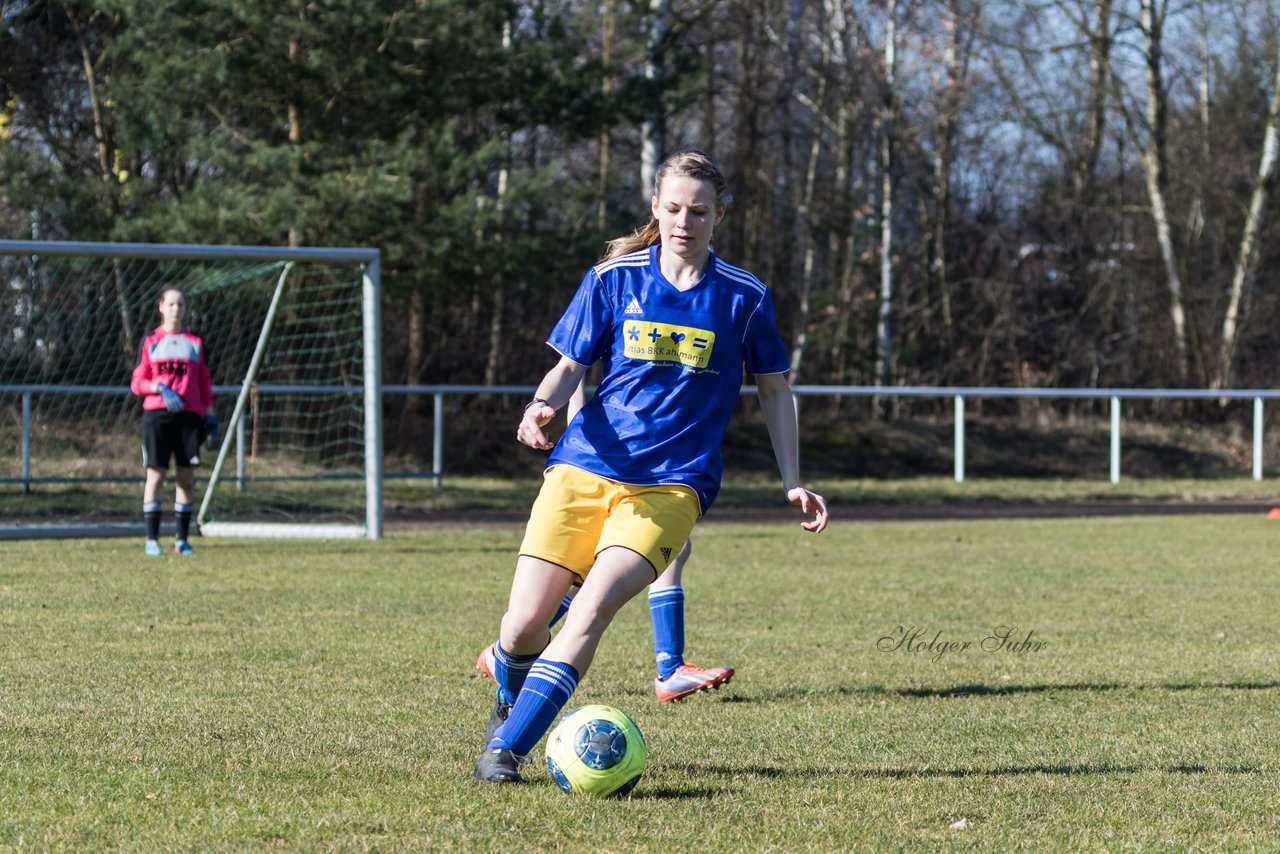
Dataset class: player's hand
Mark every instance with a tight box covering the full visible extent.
[516,399,557,450]
[205,415,221,451]
[156,383,184,413]
[787,486,829,533]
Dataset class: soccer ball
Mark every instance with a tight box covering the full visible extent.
[544,704,648,797]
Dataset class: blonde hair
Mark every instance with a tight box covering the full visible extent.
[601,148,733,262]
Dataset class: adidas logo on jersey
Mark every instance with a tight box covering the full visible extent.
[623,297,643,315]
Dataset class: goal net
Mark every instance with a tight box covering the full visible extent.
[0,241,383,540]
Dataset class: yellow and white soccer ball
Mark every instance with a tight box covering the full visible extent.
[544,704,648,797]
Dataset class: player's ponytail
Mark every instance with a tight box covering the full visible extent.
[600,148,732,263]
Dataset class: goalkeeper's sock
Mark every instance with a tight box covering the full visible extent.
[143,502,162,541]
[488,659,579,756]
[493,643,539,706]
[649,585,685,680]
[175,503,193,542]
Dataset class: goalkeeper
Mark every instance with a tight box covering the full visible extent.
[129,287,218,557]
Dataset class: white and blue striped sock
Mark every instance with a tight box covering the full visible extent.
[489,659,579,756]
[493,643,538,705]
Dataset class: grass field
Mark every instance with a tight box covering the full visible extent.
[2,514,1278,851]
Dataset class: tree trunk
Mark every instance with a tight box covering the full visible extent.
[65,4,134,362]
[873,0,896,419]
[401,288,427,422]
[788,3,832,383]
[640,0,672,200]
[484,21,514,388]
[828,93,858,400]
[929,0,970,374]
[597,0,615,231]
[1212,42,1280,390]
[1079,0,1112,203]
[288,22,302,248]
[1133,0,1189,382]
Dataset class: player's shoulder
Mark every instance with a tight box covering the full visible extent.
[592,248,651,279]
[712,256,770,299]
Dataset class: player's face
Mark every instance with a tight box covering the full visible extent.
[651,175,724,264]
[158,290,186,330]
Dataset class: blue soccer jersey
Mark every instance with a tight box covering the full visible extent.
[546,245,790,513]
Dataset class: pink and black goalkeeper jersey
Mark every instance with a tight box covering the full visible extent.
[130,326,214,418]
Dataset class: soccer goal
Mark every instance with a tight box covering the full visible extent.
[0,240,383,540]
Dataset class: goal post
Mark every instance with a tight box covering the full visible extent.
[0,240,383,540]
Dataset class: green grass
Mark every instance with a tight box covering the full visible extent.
[2,516,1279,851]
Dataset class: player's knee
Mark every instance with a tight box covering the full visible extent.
[499,610,550,651]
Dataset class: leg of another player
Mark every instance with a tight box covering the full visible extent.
[651,539,736,703]
[143,467,165,557]
[649,539,690,679]
[479,548,655,781]
[173,465,196,555]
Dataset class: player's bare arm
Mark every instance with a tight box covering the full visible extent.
[516,355,588,450]
[755,372,829,533]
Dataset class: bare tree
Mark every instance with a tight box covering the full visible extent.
[787,2,835,383]
[1212,33,1280,389]
[925,0,981,371]
[873,0,898,416]
[62,3,135,361]
[1115,0,1190,381]
[598,0,617,230]
[640,0,673,199]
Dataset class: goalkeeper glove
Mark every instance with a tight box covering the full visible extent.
[205,415,221,451]
[156,383,184,413]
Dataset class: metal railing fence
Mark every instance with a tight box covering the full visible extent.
[6,384,1275,492]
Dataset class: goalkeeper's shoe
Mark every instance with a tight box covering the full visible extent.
[473,747,523,784]
[144,539,162,557]
[655,662,735,704]
[476,642,498,685]
[174,540,195,556]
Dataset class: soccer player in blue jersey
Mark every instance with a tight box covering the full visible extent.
[474,148,828,784]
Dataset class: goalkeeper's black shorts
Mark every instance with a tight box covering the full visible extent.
[142,410,205,470]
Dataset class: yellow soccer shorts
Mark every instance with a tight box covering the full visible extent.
[519,465,700,582]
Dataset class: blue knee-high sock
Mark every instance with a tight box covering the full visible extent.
[489,659,579,756]
[548,593,574,629]
[493,643,539,705]
[649,586,685,680]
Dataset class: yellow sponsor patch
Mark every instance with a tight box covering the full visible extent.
[623,322,715,368]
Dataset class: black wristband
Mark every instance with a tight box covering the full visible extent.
[524,397,551,413]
